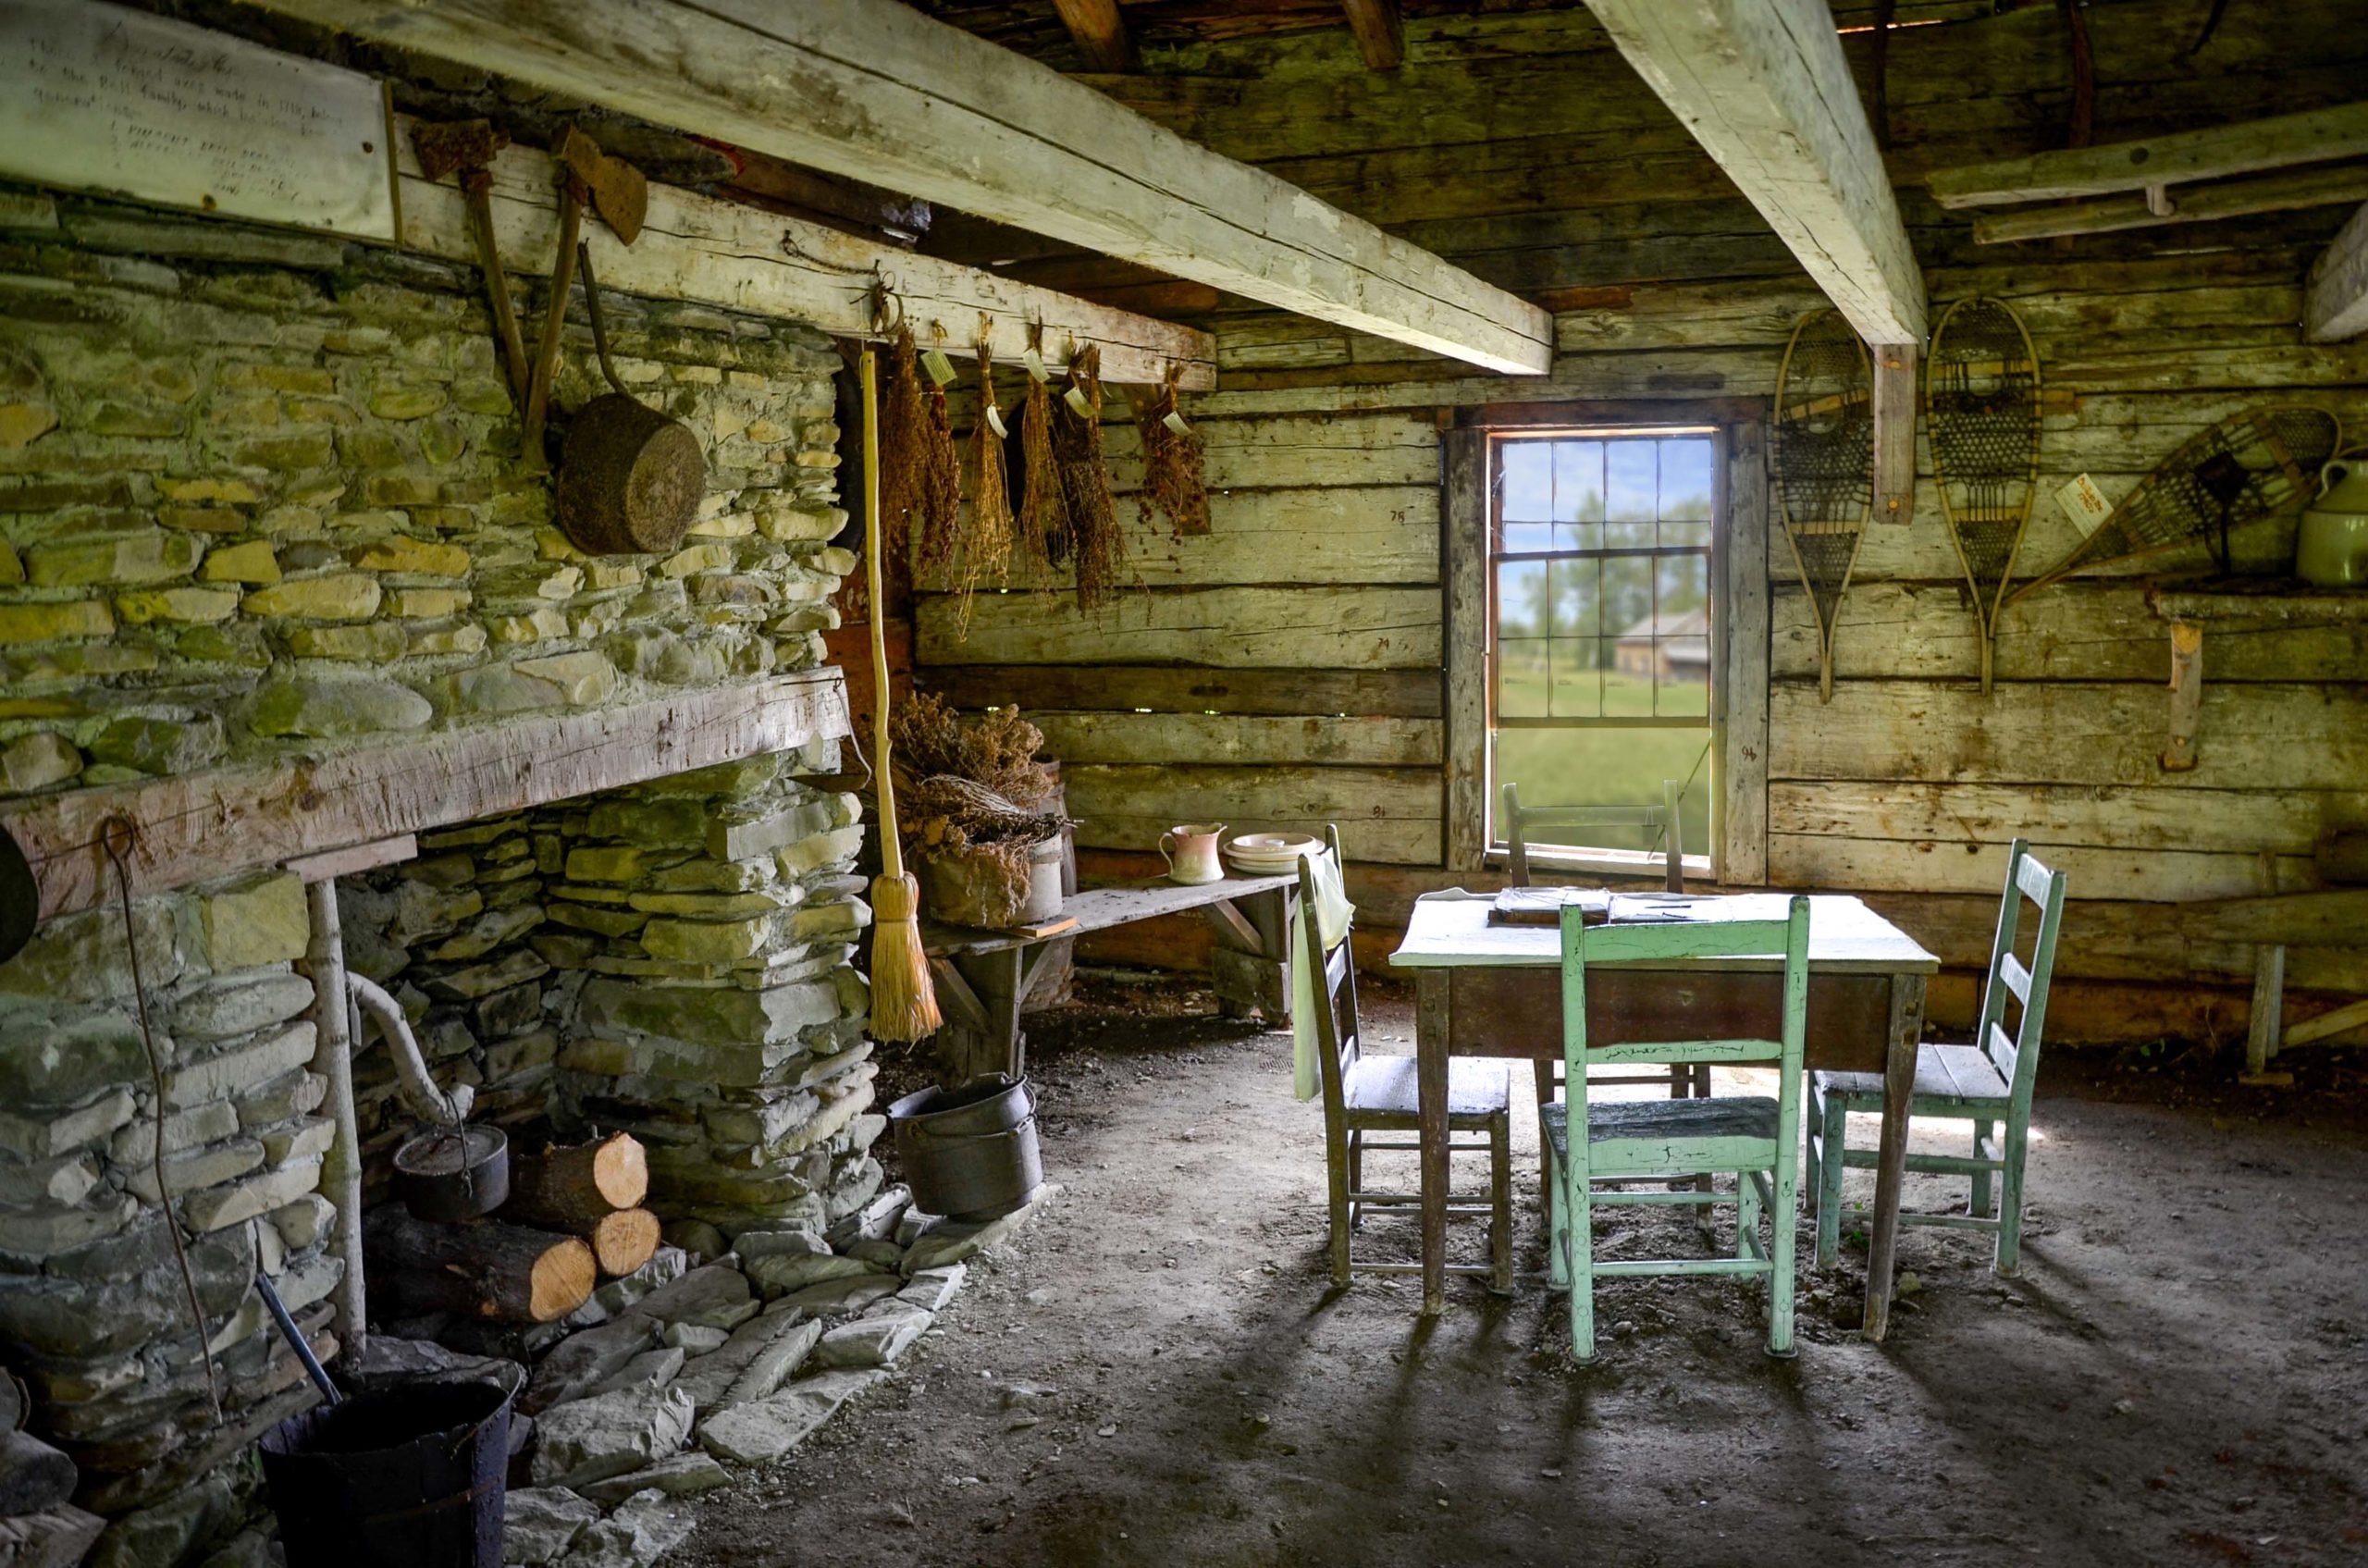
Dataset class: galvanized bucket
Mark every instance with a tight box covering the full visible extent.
[888,1074,1043,1221]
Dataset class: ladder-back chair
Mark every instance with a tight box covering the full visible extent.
[1546,895,1811,1359]
[1298,825,1512,1292]
[1807,839,2066,1277]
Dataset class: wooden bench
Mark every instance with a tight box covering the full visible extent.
[922,871,1298,1081]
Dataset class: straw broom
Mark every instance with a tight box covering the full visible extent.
[860,346,942,1042]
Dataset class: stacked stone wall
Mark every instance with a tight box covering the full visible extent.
[0,185,873,1564]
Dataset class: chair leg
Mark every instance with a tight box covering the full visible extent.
[1489,1111,1513,1293]
[1544,1140,1570,1291]
[1969,1118,1997,1218]
[1736,1162,1760,1261]
[1326,1121,1352,1288]
[1769,1155,1799,1359]
[1346,1131,1365,1233]
[1994,1117,2030,1278]
[1803,1084,1823,1221]
[1815,1092,1846,1270]
[1533,1059,1557,1212]
[1568,1163,1597,1362]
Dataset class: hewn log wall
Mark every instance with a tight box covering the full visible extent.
[908,0,2368,1047]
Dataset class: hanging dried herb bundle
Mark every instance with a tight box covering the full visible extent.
[889,691,1056,808]
[1134,363,1210,537]
[882,322,963,586]
[951,332,1015,636]
[1018,326,1067,574]
[1053,344,1122,611]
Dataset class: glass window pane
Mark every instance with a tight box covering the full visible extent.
[1548,636,1600,718]
[1497,561,1548,638]
[1491,728,1712,854]
[1498,637,1547,718]
[1606,440,1659,521]
[1502,521,1554,553]
[1501,440,1552,522]
[1548,558,1600,638]
[1554,441,1603,520]
[1660,438,1715,523]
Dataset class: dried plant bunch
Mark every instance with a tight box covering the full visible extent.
[1018,327,1067,574]
[888,691,1056,808]
[916,327,964,574]
[1053,344,1121,611]
[880,322,927,562]
[953,330,1016,636]
[1135,364,1210,537]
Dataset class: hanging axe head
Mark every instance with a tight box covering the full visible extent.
[553,125,648,246]
[411,118,511,183]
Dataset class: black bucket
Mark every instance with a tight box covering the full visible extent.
[259,1378,512,1568]
[889,1074,1044,1221]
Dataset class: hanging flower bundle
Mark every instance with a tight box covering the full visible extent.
[1134,362,1209,537]
[1017,323,1069,576]
[882,321,962,595]
[1052,345,1122,611]
[949,328,1016,636]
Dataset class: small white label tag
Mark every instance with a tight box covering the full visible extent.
[1162,410,1191,437]
[1021,346,1049,383]
[921,347,959,387]
[1063,384,1092,416]
[984,403,1008,438]
[2055,473,2112,536]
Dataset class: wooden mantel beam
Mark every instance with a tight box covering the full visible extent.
[1053,0,1134,72]
[2304,202,2368,342]
[1340,0,1406,70]
[1581,0,1927,348]
[240,0,1554,375]
[1,673,850,921]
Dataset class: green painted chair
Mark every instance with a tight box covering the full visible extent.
[1807,839,2066,1277]
[1545,895,1811,1360]
[1298,825,1513,1292]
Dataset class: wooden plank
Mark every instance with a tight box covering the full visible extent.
[1,671,850,921]
[1340,0,1406,69]
[284,836,419,883]
[918,586,1442,670]
[1769,833,2316,903]
[1770,580,2368,683]
[1443,427,1488,871]
[1719,422,1770,886]
[920,665,1443,719]
[1929,103,2368,207]
[1064,764,1442,866]
[922,871,1296,957]
[1051,0,1131,71]
[2305,203,2368,343]
[1870,344,1917,525]
[1030,711,1441,766]
[1971,164,2368,246]
[1768,781,2368,858]
[250,0,1553,374]
[2284,994,2368,1048]
[1769,680,2368,793]
[2246,944,2287,1075]
[1579,0,1927,345]
[0,0,398,242]
[395,114,1211,389]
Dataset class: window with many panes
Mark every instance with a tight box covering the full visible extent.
[1488,428,1719,862]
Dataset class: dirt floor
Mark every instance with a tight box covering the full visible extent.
[679,972,2368,1568]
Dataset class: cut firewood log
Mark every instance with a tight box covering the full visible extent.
[503,1132,648,1225]
[586,1207,661,1278]
[365,1206,596,1323]
[0,1429,78,1516]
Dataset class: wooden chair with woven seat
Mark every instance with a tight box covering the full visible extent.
[1546,895,1811,1360]
[1298,826,1512,1291]
[1807,838,2066,1278]
[1504,779,1705,1166]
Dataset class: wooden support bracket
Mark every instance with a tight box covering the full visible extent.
[1871,343,1918,525]
[2162,621,2203,772]
[2243,943,2288,1084]
[1201,896,1264,955]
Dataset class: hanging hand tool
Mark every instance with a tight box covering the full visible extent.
[410,120,530,413]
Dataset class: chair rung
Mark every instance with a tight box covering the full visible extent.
[1352,1139,1494,1154]
[1835,1146,2006,1178]
[1587,1190,1732,1207]
[1589,1256,1772,1278]
[1899,1211,2004,1232]
[1352,1193,1498,1216]
[1347,1261,1501,1278]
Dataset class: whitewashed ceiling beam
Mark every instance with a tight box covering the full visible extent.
[239,0,1555,375]
[2305,203,2368,343]
[1930,103,2368,208]
[1580,0,1928,348]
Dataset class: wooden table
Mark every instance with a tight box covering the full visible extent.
[924,872,1297,1080]
[1388,892,1940,1338]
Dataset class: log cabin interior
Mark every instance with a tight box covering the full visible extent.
[0,0,2362,1562]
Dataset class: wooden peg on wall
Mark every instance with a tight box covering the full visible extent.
[1871,342,1918,525]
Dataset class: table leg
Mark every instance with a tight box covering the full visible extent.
[1416,969,1450,1315]
[1862,972,1927,1341]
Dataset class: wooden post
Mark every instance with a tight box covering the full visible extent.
[2243,944,2287,1082]
[1416,969,1452,1315]
[1871,343,1918,525]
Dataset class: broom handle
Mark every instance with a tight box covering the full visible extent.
[861,347,906,884]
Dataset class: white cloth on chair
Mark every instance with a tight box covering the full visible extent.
[1290,847,1355,1101]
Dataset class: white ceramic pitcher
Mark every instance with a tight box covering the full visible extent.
[1159,822,1227,885]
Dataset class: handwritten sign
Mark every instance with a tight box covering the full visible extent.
[0,0,395,241]
[2054,472,2113,537]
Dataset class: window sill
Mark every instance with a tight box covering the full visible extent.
[1486,846,1714,882]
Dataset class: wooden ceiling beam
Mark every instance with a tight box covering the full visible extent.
[1973,162,2368,245]
[1339,0,1405,69]
[1052,0,1135,71]
[1579,0,1927,348]
[2305,203,2368,342]
[240,0,1553,375]
[1930,103,2368,208]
